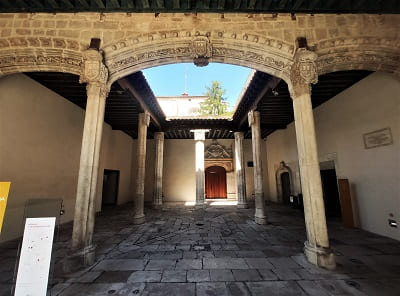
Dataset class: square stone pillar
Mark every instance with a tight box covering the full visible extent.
[289,48,335,270]
[248,111,267,224]
[234,132,248,209]
[153,132,164,209]
[191,129,208,207]
[133,112,150,224]
[69,49,108,270]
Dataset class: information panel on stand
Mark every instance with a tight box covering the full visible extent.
[14,217,56,296]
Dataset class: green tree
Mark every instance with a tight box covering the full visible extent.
[199,81,231,116]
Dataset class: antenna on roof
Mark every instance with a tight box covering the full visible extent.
[183,64,188,95]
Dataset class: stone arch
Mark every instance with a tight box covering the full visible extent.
[275,161,294,203]
[0,37,85,77]
[315,37,400,76]
[103,30,296,87]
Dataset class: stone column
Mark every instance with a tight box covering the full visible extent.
[153,132,164,209]
[70,49,109,267]
[234,132,248,209]
[248,111,267,224]
[289,48,335,269]
[192,130,207,207]
[133,112,150,224]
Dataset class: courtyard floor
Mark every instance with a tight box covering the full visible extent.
[1,202,400,295]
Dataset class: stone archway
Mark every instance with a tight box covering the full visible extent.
[0,37,85,77]
[103,30,295,87]
[275,161,294,204]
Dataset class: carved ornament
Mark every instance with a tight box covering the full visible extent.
[205,141,232,159]
[289,48,318,98]
[80,49,108,86]
[190,36,212,67]
[248,110,260,127]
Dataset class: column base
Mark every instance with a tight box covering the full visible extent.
[63,244,96,273]
[153,203,163,210]
[304,241,336,270]
[237,202,248,209]
[133,214,145,224]
[195,202,206,209]
[254,215,267,225]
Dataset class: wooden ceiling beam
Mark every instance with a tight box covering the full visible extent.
[107,0,121,8]
[76,0,90,8]
[237,76,281,129]
[117,78,162,130]
[92,0,106,8]
[121,0,135,8]
[46,0,60,8]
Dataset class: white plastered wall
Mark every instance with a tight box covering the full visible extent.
[132,138,259,203]
[265,72,400,240]
[0,74,134,242]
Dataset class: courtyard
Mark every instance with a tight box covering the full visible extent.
[1,202,399,296]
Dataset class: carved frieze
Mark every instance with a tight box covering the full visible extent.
[204,141,234,172]
[205,141,232,159]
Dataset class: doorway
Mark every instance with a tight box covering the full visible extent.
[102,169,120,206]
[320,169,341,218]
[205,166,227,199]
[281,172,291,205]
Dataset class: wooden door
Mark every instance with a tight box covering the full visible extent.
[205,166,227,199]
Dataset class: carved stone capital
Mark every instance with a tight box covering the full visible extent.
[248,110,260,127]
[139,112,150,127]
[191,129,208,141]
[234,132,244,141]
[289,48,318,98]
[154,132,164,141]
[86,82,110,100]
[80,49,108,86]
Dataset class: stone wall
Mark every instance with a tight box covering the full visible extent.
[0,13,399,83]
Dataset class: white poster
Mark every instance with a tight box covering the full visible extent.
[14,217,56,296]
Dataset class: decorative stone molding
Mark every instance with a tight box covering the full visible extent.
[205,159,233,172]
[104,32,294,85]
[289,48,318,98]
[0,49,83,77]
[275,161,294,203]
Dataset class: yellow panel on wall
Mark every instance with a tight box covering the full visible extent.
[0,182,11,233]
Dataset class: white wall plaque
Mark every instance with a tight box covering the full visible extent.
[14,217,56,296]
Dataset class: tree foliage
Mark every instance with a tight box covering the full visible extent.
[199,81,231,116]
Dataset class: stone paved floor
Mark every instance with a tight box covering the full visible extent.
[1,202,400,295]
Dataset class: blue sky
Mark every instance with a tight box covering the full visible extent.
[143,63,252,110]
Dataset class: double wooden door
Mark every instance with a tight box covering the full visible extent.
[205,166,227,199]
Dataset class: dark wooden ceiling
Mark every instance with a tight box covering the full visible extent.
[1,0,399,13]
[26,68,371,140]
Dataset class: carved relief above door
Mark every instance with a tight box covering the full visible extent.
[204,141,234,172]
